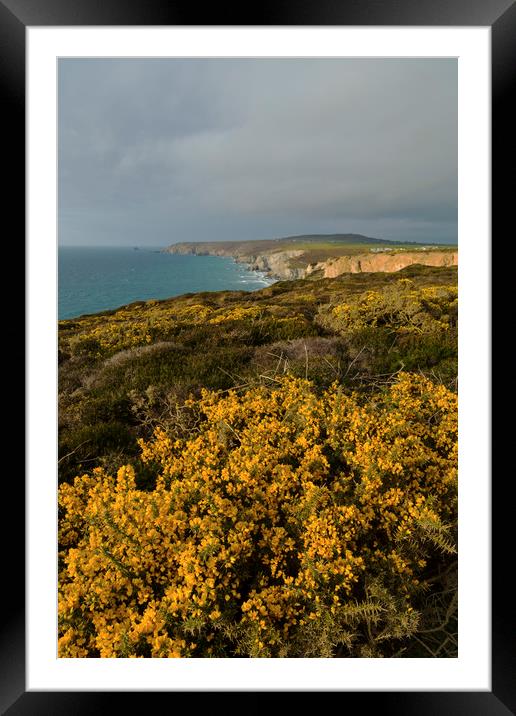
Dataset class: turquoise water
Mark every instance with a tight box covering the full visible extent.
[58,246,273,320]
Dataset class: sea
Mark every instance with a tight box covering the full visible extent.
[58,246,274,320]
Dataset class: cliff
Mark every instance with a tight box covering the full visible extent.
[234,250,307,280]
[165,241,458,281]
[307,249,458,279]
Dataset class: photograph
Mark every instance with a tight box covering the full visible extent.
[7,6,505,706]
[57,57,460,660]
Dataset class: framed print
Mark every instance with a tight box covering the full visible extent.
[3,0,513,711]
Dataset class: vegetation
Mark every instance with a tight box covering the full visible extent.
[58,264,458,657]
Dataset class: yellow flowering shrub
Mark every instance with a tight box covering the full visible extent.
[318,280,458,335]
[59,373,457,658]
[62,302,217,356]
[60,299,312,358]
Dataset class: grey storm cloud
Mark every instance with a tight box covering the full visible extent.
[58,58,457,246]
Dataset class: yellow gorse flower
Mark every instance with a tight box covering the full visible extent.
[58,372,457,658]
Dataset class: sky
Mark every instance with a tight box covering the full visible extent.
[58,58,457,247]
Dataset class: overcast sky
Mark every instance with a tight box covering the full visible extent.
[58,58,457,246]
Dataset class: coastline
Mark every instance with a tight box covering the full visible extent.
[164,241,458,282]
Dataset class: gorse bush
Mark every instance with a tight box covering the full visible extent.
[316,280,458,335]
[61,300,316,358]
[59,373,457,658]
[313,279,458,389]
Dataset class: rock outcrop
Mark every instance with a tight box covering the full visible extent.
[234,250,306,280]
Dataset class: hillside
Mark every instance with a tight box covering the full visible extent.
[58,264,458,658]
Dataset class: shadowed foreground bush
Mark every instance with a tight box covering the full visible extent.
[59,373,457,658]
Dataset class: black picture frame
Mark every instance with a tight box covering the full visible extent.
[5,0,512,711]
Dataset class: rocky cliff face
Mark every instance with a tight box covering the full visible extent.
[234,250,306,280]
[309,250,458,279]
